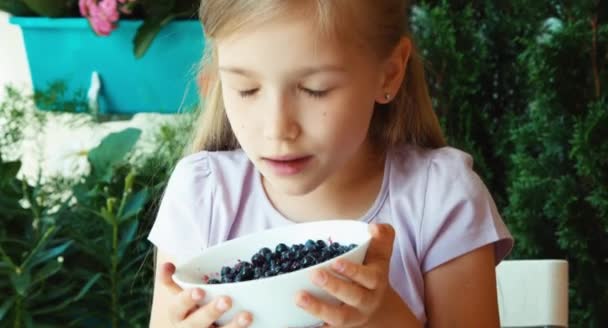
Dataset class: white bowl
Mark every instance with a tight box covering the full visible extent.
[172,220,372,328]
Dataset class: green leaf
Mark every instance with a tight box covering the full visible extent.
[100,207,116,226]
[30,240,72,267]
[32,260,62,284]
[0,0,36,16]
[119,188,149,222]
[118,249,147,275]
[118,220,139,260]
[0,243,16,269]
[10,270,31,296]
[0,161,20,186]
[23,311,34,328]
[0,296,15,321]
[22,0,73,17]
[134,15,176,59]
[21,226,56,270]
[88,128,141,182]
[42,283,75,301]
[73,272,102,301]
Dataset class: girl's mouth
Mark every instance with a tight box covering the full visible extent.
[262,155,313,176]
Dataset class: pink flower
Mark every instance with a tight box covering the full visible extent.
[79,0,134,36]
[79,0,89,16]
[89,15,115,36]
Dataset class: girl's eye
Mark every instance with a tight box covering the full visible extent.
[300,88,329,98]
[238,89,258,98]
[238,87,329,98]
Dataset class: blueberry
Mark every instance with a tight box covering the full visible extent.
[301,255,317,268]
[269,258,279,268]
[253,267,264,279]
[290,261,301,271]
[289,244,300,253]
[294,249,305,260]
[319,248,332,261]
[238,261,252,272]
[308,250,320,259]
[251,253,265,266]
[221,266,234,278]
[270,265,281,276]
[281,250,295,262]
[240,266,254,280]
[259,247,273,256]
[280,261,292,273]
[305,239,318,251]
[210,240,358,284]
[276,243,289,253]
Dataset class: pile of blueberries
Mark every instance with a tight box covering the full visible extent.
[207,239,357,284]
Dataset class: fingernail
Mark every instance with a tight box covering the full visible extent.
[313,271,327,286]
[191,289,203,301]
[332,260,345,273]
[217,298,230,311]
[297,294,310,308]
[238,315,251,326]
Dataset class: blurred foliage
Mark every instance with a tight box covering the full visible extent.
[414,0,607,326]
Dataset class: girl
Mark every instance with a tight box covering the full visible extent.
[148,0,513,327]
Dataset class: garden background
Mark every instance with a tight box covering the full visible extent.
[1,0,606,327]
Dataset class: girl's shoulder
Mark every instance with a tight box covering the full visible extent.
[388,145,478,189]
[173,148,254,188]
[149,149,255,262]
[387,145,513,272]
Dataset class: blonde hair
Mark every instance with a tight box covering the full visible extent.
[184,0,446,155]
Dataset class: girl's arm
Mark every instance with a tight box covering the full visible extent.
[424,244,500,328]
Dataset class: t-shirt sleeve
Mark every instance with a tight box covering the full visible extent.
[147,153,213,265]
[419,149,514,273]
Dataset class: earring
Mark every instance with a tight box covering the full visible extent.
[384,93,391,101]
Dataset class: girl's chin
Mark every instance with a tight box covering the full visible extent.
[261,172,322,197]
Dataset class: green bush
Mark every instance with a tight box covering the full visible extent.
[0,87,192,327]
[415,1,607,326]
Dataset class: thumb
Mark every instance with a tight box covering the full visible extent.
[158,262,183,294]
[364,223,396,267]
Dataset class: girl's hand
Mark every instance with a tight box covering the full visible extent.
[160,262,253,328]
[295,223,417,328]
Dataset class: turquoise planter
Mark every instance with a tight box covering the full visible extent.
[10,17,205,114]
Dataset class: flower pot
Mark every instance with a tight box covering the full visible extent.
[9,17,204,114]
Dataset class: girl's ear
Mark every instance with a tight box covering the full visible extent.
[376,37,412,104]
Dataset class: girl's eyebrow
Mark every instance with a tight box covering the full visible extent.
[219,65,347,78]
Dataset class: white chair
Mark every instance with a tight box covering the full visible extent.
[496,260,569,327]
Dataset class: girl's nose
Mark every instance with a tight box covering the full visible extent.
[263,95,301,141]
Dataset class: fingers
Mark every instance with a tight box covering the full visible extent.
[310,269,372,309]
[160,262,183,294]
[364,224,395,267]
[185,297,252,328]
[219,310,253,328]
[161,261,253,327]
[295,291,363,327]
[331,259,383,290]
[169,288,206,323]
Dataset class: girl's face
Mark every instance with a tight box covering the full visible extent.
[217,12,389,195]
